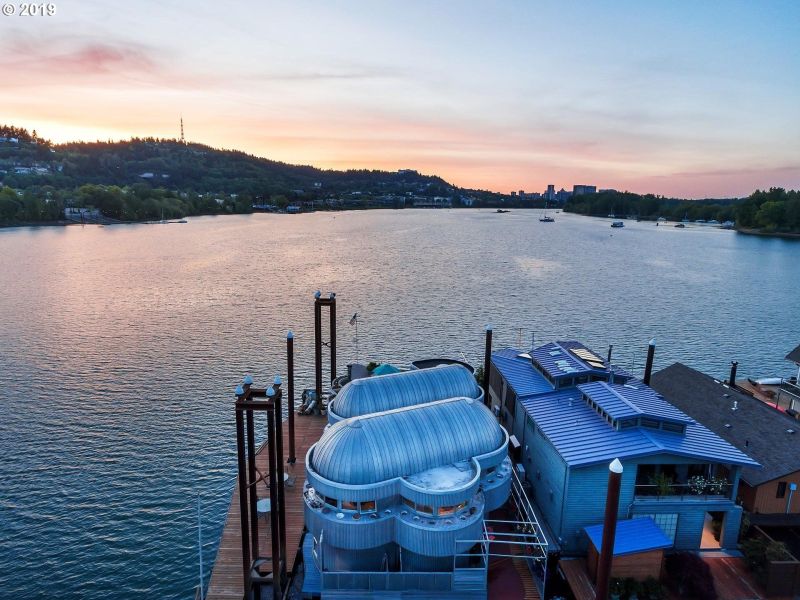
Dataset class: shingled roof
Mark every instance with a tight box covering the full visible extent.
[651,362,800,487]
[786,344,800,365]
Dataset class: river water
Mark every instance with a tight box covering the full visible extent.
[1,210,798,598]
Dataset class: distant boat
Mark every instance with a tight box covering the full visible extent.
[539,215,555,222]
[674,223,685,228]
[720,221,735,229]
[607,213,616,218]
[177,219,188,223]
[695,219,706,224]
[611,221,624,228]
[656,216,667,222]
[159,209,168,224]
[681,213,690,223]
[496,209,510,213]
[707,219,720,225]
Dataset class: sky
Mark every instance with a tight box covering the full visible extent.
[1,0,798,197]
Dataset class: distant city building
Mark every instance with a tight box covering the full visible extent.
[545,184,556,202]
[519,190,525,196]
[556,188,572,203]
[510,191,517,196]
[599,188,617,194]
[573,185,597,196]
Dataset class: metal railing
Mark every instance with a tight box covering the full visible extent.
[633,482,733,500]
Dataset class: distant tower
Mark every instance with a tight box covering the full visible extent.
[180,117,185,144]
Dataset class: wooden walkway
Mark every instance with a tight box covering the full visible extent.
[206,414,328,600]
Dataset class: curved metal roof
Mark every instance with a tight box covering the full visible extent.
[331,364,481,420]
[312,397,504,485]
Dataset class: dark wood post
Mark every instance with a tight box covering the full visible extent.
[234,387,251,596]
[287,332,296,464]
[643,339,656,385]
[729,361,738,388]
[245,409,259,561]
[329,293,337,384]
[595,458,623,600]
[266,394,281,600]
[607,344,613,365]
[483,325,493,407]
[272,382,287,587]
[314,292,322,402]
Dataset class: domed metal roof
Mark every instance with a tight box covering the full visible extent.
[331,364,481,420]
[311,397,504,485]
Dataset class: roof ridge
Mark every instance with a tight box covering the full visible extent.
[601,382,643,415]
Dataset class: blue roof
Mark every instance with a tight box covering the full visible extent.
[530,341,606,379]
[330,363,481,420]
[520,388,759,468]
[312,397,504,485]
[584,518,673,556]
[372,363,401,376]
[580,381,691,425]
[491,348,553,396]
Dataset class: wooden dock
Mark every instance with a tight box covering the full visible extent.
[206,414,328,600]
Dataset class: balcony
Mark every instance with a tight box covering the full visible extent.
[634,480,733,501]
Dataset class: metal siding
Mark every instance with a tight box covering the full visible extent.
[523,419,568,542]
[330,364,482,421]
[520,388,758,469]
[312,398,504,485]
[491,349,554,396]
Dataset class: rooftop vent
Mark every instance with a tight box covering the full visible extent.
[724,423,732,428]
[731,400,738,411]
[788,429,796,435]
[517,353,531,360]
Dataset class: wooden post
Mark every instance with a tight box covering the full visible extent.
[643,339,656,385]
[287,332,296,464]
[272,382,287,587]
[595,458,623,600]
[483,325,493,407]
[234,387,251,597]
[729,361,738,388]
[245,409,259,561]
[266,392,281,600]
[314,292,322,402]
[329,293,337,384]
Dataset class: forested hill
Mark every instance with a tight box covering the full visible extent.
[0,126,450,196]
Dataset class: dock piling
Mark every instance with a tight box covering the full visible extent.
[483,325,493,406]
[643,339,656,385]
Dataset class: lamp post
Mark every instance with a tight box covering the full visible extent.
[483,324,493,407]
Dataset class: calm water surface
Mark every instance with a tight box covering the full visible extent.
[1,210,798,598]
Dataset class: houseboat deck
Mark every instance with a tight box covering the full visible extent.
[206,414,328,600]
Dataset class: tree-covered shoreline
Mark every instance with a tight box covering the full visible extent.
[1,124,797,234]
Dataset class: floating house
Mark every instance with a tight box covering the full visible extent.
[303,365,514,598]
[490,341,759,556]
[652,362,800,516]
[326,363,483,424]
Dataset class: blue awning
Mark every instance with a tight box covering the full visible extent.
[584,517,672,556]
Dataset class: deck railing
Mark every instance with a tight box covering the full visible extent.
[633,482,733,500]
[321,571,453,592]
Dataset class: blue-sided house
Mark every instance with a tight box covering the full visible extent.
[489,341,760,556]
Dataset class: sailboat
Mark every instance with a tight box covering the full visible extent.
[539,202,555,222]
[159,209,168,224]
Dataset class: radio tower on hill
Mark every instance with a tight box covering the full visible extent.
[180,116,185,144]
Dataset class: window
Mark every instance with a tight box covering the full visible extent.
[486,466,496,475]
[341,500,358,511]
[777,481,788,498]
[641,418,660,429]
[575,376,589,385]
[324,496,338,508]
[402,497,415,509]
[640,513,678,542]
[619,419,636,430]
[661,422,684,434]
[360,500,376,513]
[417,504,434,515]
[439,505,456,516]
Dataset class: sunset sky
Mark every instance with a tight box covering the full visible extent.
[1,0,798,197]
